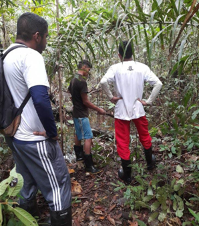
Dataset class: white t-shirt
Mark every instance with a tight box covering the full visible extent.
[3,44,49,141]
[100,61,162,120]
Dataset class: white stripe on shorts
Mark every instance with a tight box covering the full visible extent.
[37,141,62,211]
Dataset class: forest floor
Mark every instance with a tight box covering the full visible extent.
[35,136,198,226]
[0,132,198,226]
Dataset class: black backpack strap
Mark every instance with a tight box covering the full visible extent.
[18,92,31,112]
[2,44,30,112]
[2,44,27,60]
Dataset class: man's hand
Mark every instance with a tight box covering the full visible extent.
[33,131,58,140]
[137,98,148,106]
[110,96,122,104]
[33,131,46,137]
[98,108,106,115]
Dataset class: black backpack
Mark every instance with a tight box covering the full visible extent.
[0,45,31,137]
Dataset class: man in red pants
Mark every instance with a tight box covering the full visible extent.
[100,41,162,184]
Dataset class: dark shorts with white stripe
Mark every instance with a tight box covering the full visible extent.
[10,138,71,211]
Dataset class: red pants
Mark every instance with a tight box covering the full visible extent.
[115,116,152,160]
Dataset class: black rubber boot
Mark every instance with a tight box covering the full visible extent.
[144,146,156,170]
[118,159,132,185]
[74,145,84,161]
[84,154,101,174]
[19,198,40,217]
[50,206,72,226]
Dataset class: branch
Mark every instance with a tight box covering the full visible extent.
[168,2,199,60]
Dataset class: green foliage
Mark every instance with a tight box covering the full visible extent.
[0,167,38,226]
[113,160,199,224]
[1,0,199,224]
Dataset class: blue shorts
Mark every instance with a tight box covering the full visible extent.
[73,117,93,140]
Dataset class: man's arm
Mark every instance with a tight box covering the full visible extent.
[81,92,106,114]
[143,66,163,105]
[100,72,122,104]
[30,85,58,139]
[145,80,162,105]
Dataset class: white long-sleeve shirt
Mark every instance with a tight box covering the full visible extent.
[100,61,162,120]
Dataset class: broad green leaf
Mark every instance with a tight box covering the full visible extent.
[174,184,181,191]
[187,143,194,150]
[192,109,199,120]
[8,173,23,197]
[176,209,183,217]
[176,165,184,173]
[9,166,17,178]
[0,177,13,197]
[7,206,38,226]
[177,179,185,185]
[158,211,167,222]
[174,194,184,217]
[147,186,153,196]
[143,195,153,202]
[136,219,147,226]
[151,201,160,211]
[148,212,159,222]
[178,32,191,62]
[135,201,150,209]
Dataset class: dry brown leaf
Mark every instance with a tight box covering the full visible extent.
[108,204,116,213]
[68,168,75,174]
[172,172,182,179]
[71,181,82,193]
[95,196,108,202]
[93,208,104,215]
[94,206,105,211]
[107,214,115,225]
[98,216,106,220]
[114,213,122,220]
[111,195,118,203]
[128,220,138,226]
[188,155,199,162]
[94,192,98,198]
[170,217,182,225]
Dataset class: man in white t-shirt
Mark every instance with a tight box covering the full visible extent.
[100,41,162,185]
[4,13,72,225]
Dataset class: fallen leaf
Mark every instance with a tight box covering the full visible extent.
[98,215,106,220]
[172,172,182,179]
[94,206,105,211]
[107,214,115,225]
[128,220,138,226]
[170,217,182,225]
[93,208,104,215]
[108,204,116,213]
[94,192,98,198]
[68,168,75,174]
[71,181,82,193]
[114,212,122,220]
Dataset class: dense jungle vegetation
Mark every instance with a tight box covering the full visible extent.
[0,0,199,225]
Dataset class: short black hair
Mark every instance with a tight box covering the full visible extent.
[78,60,92,69]
[17,12,48,41]
[118,41,132,59]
